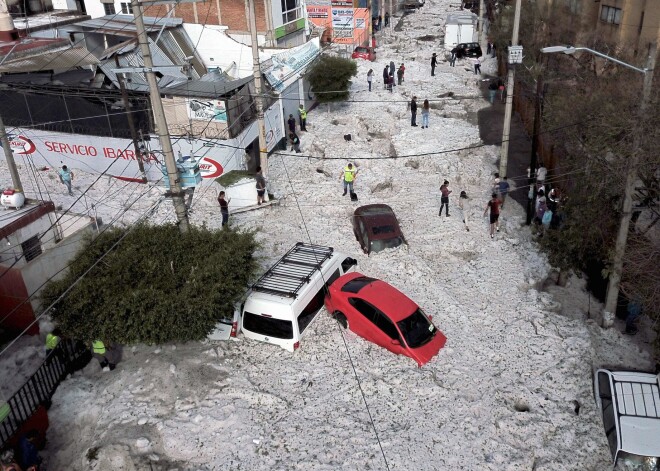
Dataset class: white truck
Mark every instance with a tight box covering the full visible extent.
[444,12,478,50]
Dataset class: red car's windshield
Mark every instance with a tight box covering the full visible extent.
[397,308,436,348]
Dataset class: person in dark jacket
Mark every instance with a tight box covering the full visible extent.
[389,60,396,86]
[431,53,437,76]
[382,65,389,89]
[287,114,296,134]
[449,47,458,67]
[289,133,301,153]
[410,96,418,126]
[17,430,41,470]
[384,11,390,27]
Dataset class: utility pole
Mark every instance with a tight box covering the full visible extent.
[526,74,543,225]
[114,55,147,182]
[603,42,657,319]
[247,0,269,177]
[498,0,521,177]
[131,0,189,232]
[0,114,23,192]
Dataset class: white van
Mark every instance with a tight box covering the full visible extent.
[240,243,357,351]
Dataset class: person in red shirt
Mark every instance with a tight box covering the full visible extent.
[483,192,501,238]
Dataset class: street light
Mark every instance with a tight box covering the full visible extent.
[540,44,656,326]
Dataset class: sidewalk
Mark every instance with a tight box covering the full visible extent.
[476,80,532,208]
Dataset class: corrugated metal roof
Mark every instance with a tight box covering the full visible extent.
[0,46,99,73]
[99,37,189,92]
[156,29,202,80]
[162,75,253,98]
[73,15,182,36]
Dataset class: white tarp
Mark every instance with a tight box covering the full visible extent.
[263,38,321,92]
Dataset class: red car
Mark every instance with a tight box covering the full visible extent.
[351,46,376,61]
[325,272,446,366]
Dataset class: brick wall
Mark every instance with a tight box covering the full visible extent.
[143,0,268,32]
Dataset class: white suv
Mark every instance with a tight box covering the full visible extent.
[594,369,660,469]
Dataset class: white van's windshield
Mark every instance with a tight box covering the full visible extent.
[243,312,293,339]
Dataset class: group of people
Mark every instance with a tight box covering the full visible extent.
[286,104,307,153]
[408,96,431,128]
[377,62,405,92]
[371,12,390,31]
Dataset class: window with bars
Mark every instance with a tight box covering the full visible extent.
[120,2,133,13]
[103,2,116,14]
[21,235,42,262]
[281,0,302,24]
[600,5,622,25]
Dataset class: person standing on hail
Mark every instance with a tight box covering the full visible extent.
[298,104,307,131]
[340,163,358,196]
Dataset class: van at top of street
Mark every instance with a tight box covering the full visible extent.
[240,243,357,352]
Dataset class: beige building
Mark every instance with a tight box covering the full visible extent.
[537,0,660,58]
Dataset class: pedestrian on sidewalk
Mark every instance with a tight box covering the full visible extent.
[498,79,506,102]
[449,47,458,67]
[298,104,307,131]
[287,114,296,134]
[58,165,74,196]
[378,15,382,30]
[383,65,389,88]
[491,42,497,58]
[409,96,418,126]
[473,56,482,74]
[389,60,396,87]
[487,41,492,55]
[488,81,498,104]
[439,180,451,216]
[385,11,390,27]
[340,163,358,196]
[387,75,394,93]
[217,191,230,226]
[367,69,374,91]
[431,53,437,76]
[289,132,302,153]
[498,176,510,208]
[256,166,266,205]
[459,190,470,231]
[483,192,501,238]
[421,99,430,128]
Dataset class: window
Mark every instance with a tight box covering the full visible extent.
[341,257,357,273]
[21,235,42,262]
[281,0,302,24]
[397,308,435,348]
[600,5,622,25]
[567,0,580,14]
[120,2,133,13]
[348,298,378,324]
[243,312,293,339]
[297,289,324,334]
[103,2,116,14]
[373,313,400,340]
[326,268,341,288]
[341,276,377,294]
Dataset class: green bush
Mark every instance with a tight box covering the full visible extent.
[307,55,357,103]
[40,224,258,344]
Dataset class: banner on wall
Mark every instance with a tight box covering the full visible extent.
[331,0,352,6]
[186,98,227,123]
[307,6,328,18]
[332,8,354,38]
[263,38,321,92]
[355,18,365,29]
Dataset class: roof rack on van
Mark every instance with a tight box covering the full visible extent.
[251,243,334,298]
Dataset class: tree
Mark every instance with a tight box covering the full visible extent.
[306,55,357,103]
[40,224,258,345]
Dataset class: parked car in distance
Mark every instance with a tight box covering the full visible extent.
[324,272,447,366]
[352,204,406,254]
[403,0,424,9]
[351,46,376,61]
[456,42,483,58]
[593,368,660,469]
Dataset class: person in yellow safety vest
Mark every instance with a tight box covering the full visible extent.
[45,328,61,354]
[339,163,358,196]
[92,340,119,371]
[298,104,307,131]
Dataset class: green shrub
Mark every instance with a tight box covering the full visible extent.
[40,224,258,344]
[307,55,357,103]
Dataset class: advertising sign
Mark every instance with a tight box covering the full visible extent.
[307,6,329,18]
[355,18,365,29]
[187,98,227,123]
[332,8,354,38]
[331,0,352,6]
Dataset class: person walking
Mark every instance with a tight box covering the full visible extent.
[473,56,482,74]
[217,191,230,227]
[382,65,389,89]
[431,52,437,76]
[498,176,510,208]
[397,65,404,85]
[255,165,266,205]
[298,104,307,131]
[289,132,302,153]
[449,47,458,67]
[58,165,74,196]
[484,192,501,238]
[367,69,374,91]
[421,99,430,129]
[488,81,498,104]
[384,11,390,27]
[458,190,470,231]
[340,163,357,196]
[287,114,296,134]
[439,180,451,217]
[409,96,418,126]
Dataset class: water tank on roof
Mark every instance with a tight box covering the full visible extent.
[160,155,202,189]
[1,189,26,209]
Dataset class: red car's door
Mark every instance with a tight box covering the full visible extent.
[348,298,403,353]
